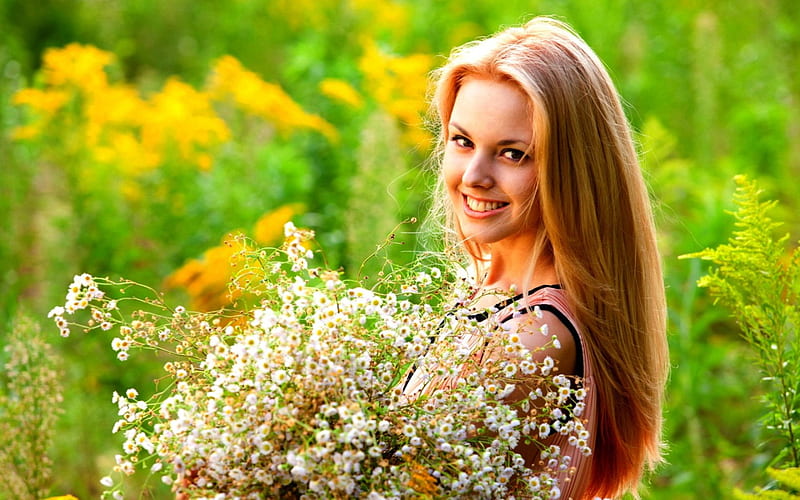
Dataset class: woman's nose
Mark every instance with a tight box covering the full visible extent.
[462,153,494,188]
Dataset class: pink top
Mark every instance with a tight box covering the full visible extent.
[403,286,597,499]
[531,287,597,500]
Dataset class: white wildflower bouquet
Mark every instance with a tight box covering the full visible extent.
[51,223,589,499]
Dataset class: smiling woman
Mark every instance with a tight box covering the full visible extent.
[424,16,669,499]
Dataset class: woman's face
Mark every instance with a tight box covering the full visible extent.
[443,77,539,249]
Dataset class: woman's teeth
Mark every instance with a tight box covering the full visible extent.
[466,197,507,212]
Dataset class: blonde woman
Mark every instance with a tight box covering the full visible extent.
[409,16,669,499]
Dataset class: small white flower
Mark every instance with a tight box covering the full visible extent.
[272,370,289,385]
[541,356,555,376]
[112,419,124,434]
[100,476,114,487]
[48,306,65,318]
[123,441,138,454]
[316,429,332,443]
[499,384,516,399]
[502,363,518,377]
[111,338,123,351]
[519,359,536,375]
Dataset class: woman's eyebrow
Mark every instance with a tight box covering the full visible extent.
[448,121,530,147]
[448,122,469,135]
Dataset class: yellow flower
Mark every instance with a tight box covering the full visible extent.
[42,43,114,93]
[319,78,364,109]
[84,84,146,146]
[405,457,440,496]
[208,56,338,142]
[144,77,231,169]
[11,88,72,140]
[195,153,213,172]
[253,204,304,245]
[11,124,41,140]
[167,206,305,311]
[108,131,161,175]
[12,88,70,115]
[165,232,249,312]
[358,39,434,148]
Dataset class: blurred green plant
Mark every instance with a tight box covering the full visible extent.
[638,118,768,498]
[684,176,800,489]
[0,313,64,499]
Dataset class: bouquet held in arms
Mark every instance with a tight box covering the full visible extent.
[50,223,590,499]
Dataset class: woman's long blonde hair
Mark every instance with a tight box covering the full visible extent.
[429,17,669,498]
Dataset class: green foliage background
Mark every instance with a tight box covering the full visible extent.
[0,0,798,498]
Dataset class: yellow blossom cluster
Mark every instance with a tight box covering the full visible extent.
[358,39,434,149]
[208,56,338,142]
[319,78,363,109]
[252,203,304,245]
[165,204,303,311]
[145,78,230,172]
[43,43,114,93]
[13,44,338,198]
[13,44,229,184]
[164,231,248,313]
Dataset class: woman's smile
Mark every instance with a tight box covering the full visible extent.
[463,194,509,215]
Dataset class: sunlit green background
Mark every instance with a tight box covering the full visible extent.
[1,0,798,498]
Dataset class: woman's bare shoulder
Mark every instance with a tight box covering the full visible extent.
[501,309,577,376]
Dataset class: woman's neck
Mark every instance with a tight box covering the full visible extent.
[474,251,558,302]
